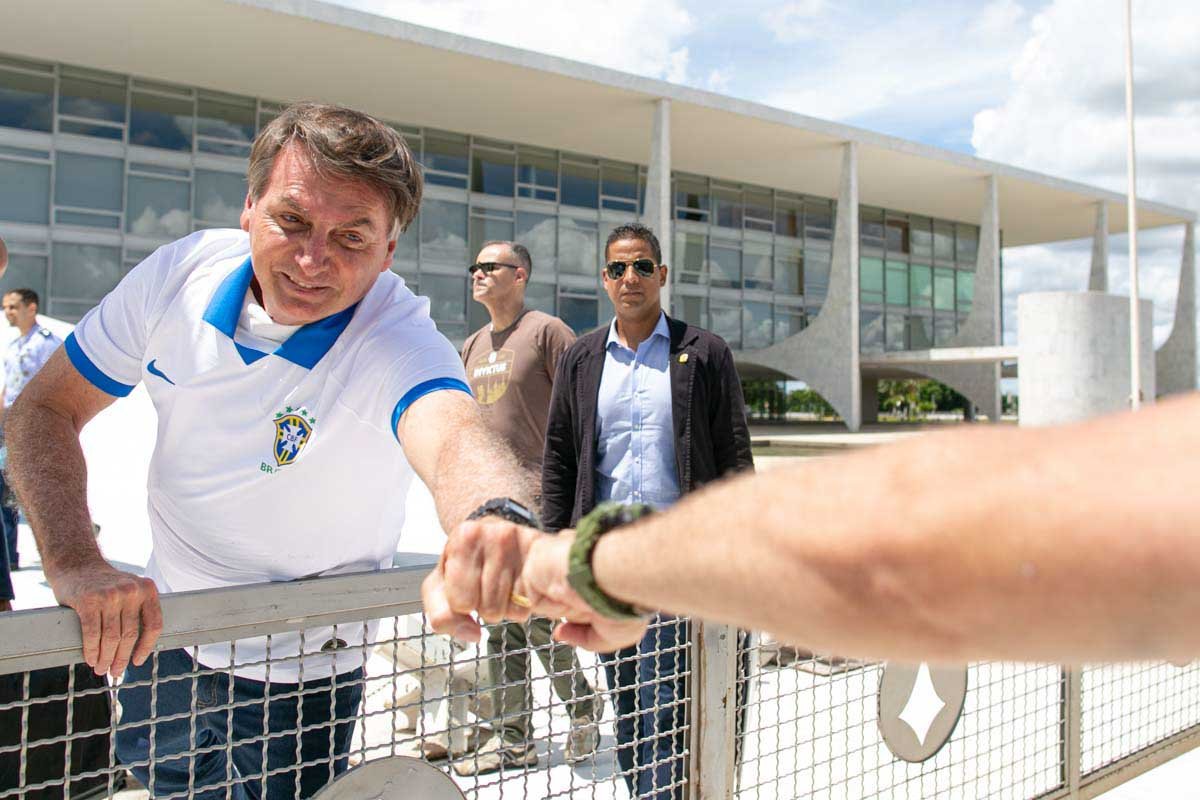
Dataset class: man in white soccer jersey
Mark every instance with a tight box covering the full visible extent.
[7,103,537,800]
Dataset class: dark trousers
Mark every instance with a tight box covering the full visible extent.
[116,649,363,800]
[0,470,16,569]
[599,616,689,800]
[0,665,113,799]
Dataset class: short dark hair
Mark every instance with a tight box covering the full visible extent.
[480,240,533,276]
[605,223,662,264]
[248,102,423,235]
[4,289,38,307]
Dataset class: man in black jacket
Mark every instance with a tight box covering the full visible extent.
[541,223,753,799]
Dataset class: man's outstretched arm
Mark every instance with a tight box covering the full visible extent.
[515,392,1200,664]
[401,389,540,640]
[7,349,162,676]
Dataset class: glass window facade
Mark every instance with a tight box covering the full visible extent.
[51,243,121,307]
[560,159,600,210]
[55,151,122,228]
[0,50,991,350]
[861,206,979,354]
[471,143,515,197]
[743,301,772,350]
[0,248,49,302]
[130,84,194,151]
[127,173,191,238]
[710,302,741,350]
[559,290,598,334]
[0,151,50,223]
[0,57,53,132]
[195,170,247,227]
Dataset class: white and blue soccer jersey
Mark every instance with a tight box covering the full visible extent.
[66,228,469,679]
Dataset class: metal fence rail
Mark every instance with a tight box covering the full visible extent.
[1,564,1199,799]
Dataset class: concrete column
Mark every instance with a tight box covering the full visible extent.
[722,142,861,430]
[642,98,672,313]
[861,376,879,425]
[1019,292,1154,426]
[1155,223,1197,396]
[1089,202,1109,292]
[919,175,1002,421]
[838,142,862,431]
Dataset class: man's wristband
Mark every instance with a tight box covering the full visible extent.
[466,497,542,530]
[567,502,654,620]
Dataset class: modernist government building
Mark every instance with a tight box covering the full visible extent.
[0,0,1194,428]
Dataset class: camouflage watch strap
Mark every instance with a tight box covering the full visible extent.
[567,502,655,620]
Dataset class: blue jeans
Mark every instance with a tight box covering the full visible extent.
[599,616,689,800]
[116,649,363,800]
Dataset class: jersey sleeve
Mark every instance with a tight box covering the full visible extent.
[378,321,472,442]
[64,244,179,397]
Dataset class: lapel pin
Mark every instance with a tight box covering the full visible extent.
[679,353,689,364]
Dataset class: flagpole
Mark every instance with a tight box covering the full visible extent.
[1125,0,1142,410]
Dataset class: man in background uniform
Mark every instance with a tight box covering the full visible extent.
[458,239,603,774]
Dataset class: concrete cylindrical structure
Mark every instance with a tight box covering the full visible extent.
[1018,292,1154,427]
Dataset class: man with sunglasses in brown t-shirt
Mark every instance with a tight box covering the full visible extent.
[457,240,603,774]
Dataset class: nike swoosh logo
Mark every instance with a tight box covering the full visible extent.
[146,359,176,385]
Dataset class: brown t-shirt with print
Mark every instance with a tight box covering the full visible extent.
[461,309,576,471]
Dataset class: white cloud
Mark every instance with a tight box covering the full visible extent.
[762,0,829,44]
[759,2,1032,124]
[969,0,1027,39]
[974,0,1199,349]
[704,67,731,94]
[665,46,690,85]
[335,0,695,84]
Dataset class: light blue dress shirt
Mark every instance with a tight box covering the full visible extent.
[595,312,680,509]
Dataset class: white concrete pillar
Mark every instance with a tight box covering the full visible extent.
[642,98,672,313]
[836,141,862,430]
[918,174,1001,421]
[1018,292,1154,427]
[1089,202,1109,292]
[718,142,860,430]
[1155,222,1197,395]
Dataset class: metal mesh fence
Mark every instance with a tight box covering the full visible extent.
[734,637,1064,800]
[3,572,1200,799]
[1080,661,1200,776]
[0,609,693,800]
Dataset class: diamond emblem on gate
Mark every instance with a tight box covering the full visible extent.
[897,663,945,746]
[878,661,968,763]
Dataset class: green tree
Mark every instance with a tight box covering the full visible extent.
[787,388,836,418]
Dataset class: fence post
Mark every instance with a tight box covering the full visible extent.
[1063,667,1082,797]
[689,620,738,800]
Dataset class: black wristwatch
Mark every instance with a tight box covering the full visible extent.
[467,497,542,530]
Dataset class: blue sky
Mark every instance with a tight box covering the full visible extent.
[337,0,1197,348]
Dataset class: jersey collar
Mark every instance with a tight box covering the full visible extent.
[202,256,358,370]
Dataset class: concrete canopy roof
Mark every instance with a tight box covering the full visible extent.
[3,0,1193,247]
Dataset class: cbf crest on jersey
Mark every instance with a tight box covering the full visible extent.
[272,406,316,466]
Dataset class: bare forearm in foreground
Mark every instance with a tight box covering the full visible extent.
[590,393,1200,664]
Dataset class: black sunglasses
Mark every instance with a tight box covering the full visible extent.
[468,262,520,276]
[605,258,658,280]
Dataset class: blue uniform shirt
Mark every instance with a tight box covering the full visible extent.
[4,324,62,406]
[594,312,680,509]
